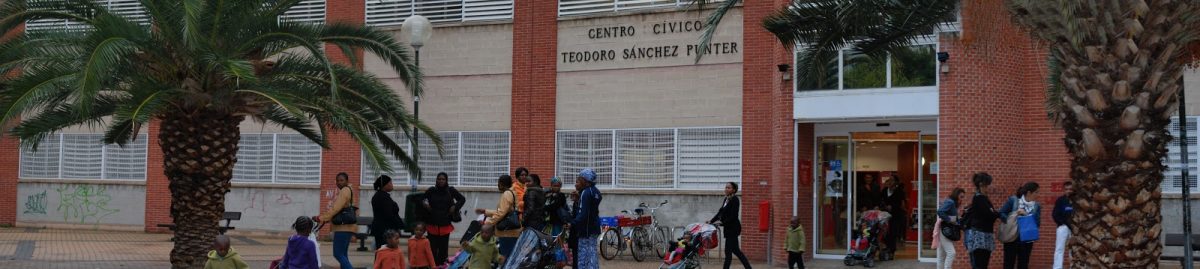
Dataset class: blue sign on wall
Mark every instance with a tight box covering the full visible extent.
[830,160,842,171]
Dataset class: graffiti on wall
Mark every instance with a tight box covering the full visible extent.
[242,191,298,219]
[23,190,47,215]
[55,185,119,225]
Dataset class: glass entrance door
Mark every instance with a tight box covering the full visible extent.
[815,136,850,255]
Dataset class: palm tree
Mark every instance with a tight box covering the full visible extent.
[0,0,439,267]
[696,0,1200,267]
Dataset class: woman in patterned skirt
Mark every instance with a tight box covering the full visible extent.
[963,172,999,269]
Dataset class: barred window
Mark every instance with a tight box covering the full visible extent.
[279,0,326,24]
[361,134,411,185]
[1164,116,1199,193]
[25,0,150,32]
[20,134,147,180]
[361,131,510,187]
[558,0,720,17]
[557,127,741,190]
[367,0,514,27]
[232,134,322,183]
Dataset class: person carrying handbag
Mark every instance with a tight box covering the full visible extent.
[476,174,522,258]
[998,182,1041,269]
[424,172,466,265]
[316,172,357,269]
[935,188,966,269]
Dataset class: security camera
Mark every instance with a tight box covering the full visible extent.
[937,52,950,63]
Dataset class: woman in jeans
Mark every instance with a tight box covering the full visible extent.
[999,182,1041,269]
[963,172,999,269]
[422,172,465,265]
[476,174,521,257]
[316,172,356,269]
[936,187,966,269]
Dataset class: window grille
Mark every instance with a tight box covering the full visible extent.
[232,134,275,182]
[19,134,147,180]
[615,129,675,188]
[556,130,616,186]
[366,0,513,27]
[360,131,511,187]
[559,0,721,17]
[274,134,323,183]
[557,127,741,190]
[1164,116,1200,193]
[25,0,149,32]
[460,132,511,186]
[280,0,326,24]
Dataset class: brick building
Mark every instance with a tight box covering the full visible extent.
[3,1,1199,268]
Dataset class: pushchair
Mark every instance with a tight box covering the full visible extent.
[506,229,567,269]
[659,223,720,269]
[844,210,891,267]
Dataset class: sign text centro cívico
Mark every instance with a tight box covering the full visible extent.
[557,9,744,72]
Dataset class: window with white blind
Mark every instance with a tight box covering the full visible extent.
[19,134,148,180]
[232,134,322,183]
[361,131,510,187]
[556,127,741,190]
[280,0,326,24]
[366,0,514,27]
[25,0,150,32]
[1164,116,1200,193]
[558,0,722,17]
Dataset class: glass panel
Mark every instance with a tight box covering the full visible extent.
[891,45,937,87]
[919,138,939,258]
[816,136,850,255]
[796,51,839,91]
[843,50,887,89]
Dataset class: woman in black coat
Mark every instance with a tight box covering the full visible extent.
[370,175,404,250]
[422,172,466,265]
[709,182,752,269]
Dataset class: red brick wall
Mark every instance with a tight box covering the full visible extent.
[0,25,24,227]
[739,0,792,263]
[939,1,1065,267]
[510,0,558,177]
[145,121,171,232]
[317,0,366,237]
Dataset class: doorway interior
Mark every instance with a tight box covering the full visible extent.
[811,131,939,262]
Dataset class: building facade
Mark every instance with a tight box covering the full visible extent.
[2,1,1198,268]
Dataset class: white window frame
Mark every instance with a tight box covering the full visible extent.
[232,133,324,184]
[365,0,514,27]
[1164,115,1200,194]
[18,133,148,181]
[361,130,511,187]
[555,126,742,191]
[558,0,724,17]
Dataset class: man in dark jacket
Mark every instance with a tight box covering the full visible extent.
[1052,181,1074,269]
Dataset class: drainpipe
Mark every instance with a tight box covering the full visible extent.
[1179,77,1193,269]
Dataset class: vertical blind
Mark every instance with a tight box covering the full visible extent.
[20,134,147,180]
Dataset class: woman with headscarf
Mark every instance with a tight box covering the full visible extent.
[422,172,465,265]
[568,168,602,269]
[370,175,405,250]
[545,177,571,236]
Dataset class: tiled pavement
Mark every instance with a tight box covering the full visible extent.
[0,227,948,268]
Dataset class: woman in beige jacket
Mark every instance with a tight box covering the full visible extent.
[317,172,357,269]
[475,174,521,258]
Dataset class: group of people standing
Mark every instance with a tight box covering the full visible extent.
[934,172,1074,269]
[856,173,908,260]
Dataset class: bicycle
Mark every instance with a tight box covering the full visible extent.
[599,219,648,261]
[636,200,672,259]
[599,200,671,262]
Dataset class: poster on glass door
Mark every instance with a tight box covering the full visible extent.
[825,170,845,197]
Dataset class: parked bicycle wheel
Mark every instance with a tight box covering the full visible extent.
[631,226,650,262]
[600,228,621,260]
[652,226,671,259]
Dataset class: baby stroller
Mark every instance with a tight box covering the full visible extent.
[844,210,891,267]
[659,223,720,269]
[507,229,566,269]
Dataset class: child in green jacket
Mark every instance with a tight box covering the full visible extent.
[786,216,806,269]
[462,224,503,269]
[205,235,249,269]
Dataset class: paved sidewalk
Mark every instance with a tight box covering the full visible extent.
[0,227,940,268]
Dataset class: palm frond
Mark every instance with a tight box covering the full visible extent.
[693,0,742,63]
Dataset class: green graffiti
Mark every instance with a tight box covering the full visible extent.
[23,190,46,215]
[55,185,118,225]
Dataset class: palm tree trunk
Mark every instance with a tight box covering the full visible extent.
[159,111,243,269]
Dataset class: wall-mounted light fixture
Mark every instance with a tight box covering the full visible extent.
[778,64,792,80]
[937,52,950,73]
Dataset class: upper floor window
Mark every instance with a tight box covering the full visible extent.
[366,0,515,27]
[796,43,938,92]
[558,0,723,17]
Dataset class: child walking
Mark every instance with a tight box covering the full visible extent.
[277,216,319,269]
[409,223,436,269]
[205,235,249,269]
[786,216,806,269]
[462,224,503,269]
[373,230,407,269]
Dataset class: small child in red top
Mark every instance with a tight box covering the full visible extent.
[409,223,437,269]
[373,230,406,269]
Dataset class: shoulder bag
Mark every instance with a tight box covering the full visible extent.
[497,191,522,231]
[331,187,358,225]
[998,198,1020,243]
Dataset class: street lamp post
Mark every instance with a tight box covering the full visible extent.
[402,15,432,187]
